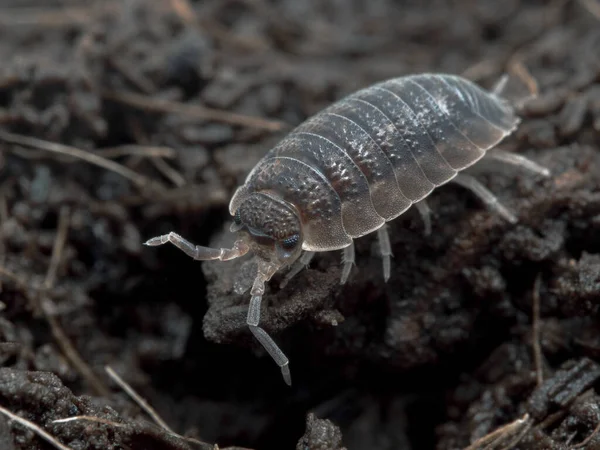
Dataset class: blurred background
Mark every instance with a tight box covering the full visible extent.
[1,1,600,449]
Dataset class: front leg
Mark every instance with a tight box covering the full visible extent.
[247,294,291,385]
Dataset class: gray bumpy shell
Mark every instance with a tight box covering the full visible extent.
[229,74,519,252]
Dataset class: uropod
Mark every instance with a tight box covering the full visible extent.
[146,73,550,385]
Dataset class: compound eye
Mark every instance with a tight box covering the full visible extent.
[234,209,242,225]
[281,234,299,250]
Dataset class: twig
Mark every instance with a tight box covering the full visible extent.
[0,266,28,288]
[121,182,228,208]
[532,273,544,386]
[578,0,600,20]
[461,59,503,81]
[508,59,539,97]
[538,409,567,430]
[53,416,126,428]
[43,206,70,290]
[463,414,530,450]
[37,208,111,397]
[0,6,93,28]
[101,89,287,131]
[0,192,8,293]
[123,118,187,187]
[569,419,600,448]
[97,145,177,159]
[168,0,198,25]
[107,57,157,94]
[0,212,111,397]
[0,405,72,450]
[496,420,532,450]
[52,414,213,449]
[0,130,154,189]
[150,157,187,187]
[105,366,175,434]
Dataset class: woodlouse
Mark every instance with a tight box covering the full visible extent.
[146,73,550,385]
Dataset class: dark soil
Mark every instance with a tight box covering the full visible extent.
[1,1,600,449]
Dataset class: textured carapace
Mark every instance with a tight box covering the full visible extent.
[229,74,519,256]
[146,72,549,385]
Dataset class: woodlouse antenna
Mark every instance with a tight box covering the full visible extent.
[144,232,250,261]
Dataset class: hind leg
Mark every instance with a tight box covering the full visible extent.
[377,225,393,282]
[340,243,355,285]
[451,173,518,224]
[415,200,432,236]
[485,149,550,177]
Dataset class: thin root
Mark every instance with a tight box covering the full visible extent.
[578,0,600,21]
[38,208,111,397]
[508,60,539,98]
[0,405,72,450]
[105,366,175,434]
[532,273,544,386]
[569,418,600,448]
[0,130,155,190]
[463,414,531,450]
[101,89,287,131]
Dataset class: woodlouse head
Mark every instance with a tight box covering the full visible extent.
[230,192,303,267]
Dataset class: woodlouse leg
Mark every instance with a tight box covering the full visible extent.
[492,74,509,96]
[451,173,518,224]
[144,231,249,261]
[377,225,393,282]
[280,251,315,288]
[340,243,355,285]
[247,294,291,386]
[485,149,551,177]
[415,200,432,235]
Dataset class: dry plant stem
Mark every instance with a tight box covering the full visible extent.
[461,59,503,82]
[53,415,213,449]
[97,145,177,159]
[0,405,72,450]
[39,300,111,397]
[105,366,175,435]
[168,0,198,25]
[107,56,156,94]
[569,418,600,448]
[495,421,533,450]
[463,414,530,450]
[101,89,287,131]
[578,0,600,20]
[539,409,568,430]
[104,366,219,448]
[38,207,111,397]
[0,6,98,28]
[509,60,539,97]
[0,192,7,292]
[123,184,228,208]
[43,206,70,290]
[150,157,187,187]
[532,274,544,386]
[0,130,153,189]
[0,266,27,288]
[53,416,126,428]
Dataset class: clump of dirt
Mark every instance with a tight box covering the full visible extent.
[1,1,600,449]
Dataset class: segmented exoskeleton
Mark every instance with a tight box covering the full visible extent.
[146,73,550,385]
